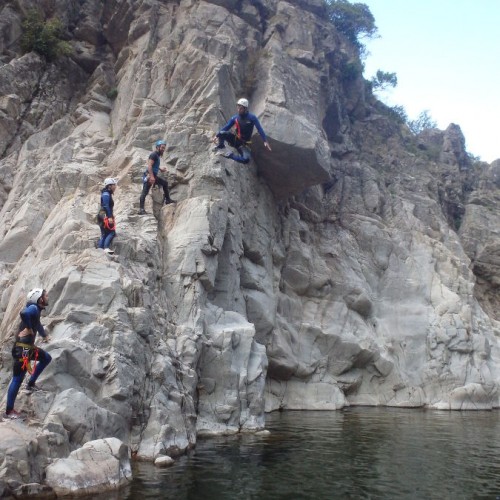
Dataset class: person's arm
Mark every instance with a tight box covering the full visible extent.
[147,158,155,183]
[213,116,237,143]
[252,115,272,151]
[102,191,113,217]
[33,308,49,341]
[220,116,236,133]
[36,319,47,339]
[147,155,156,184]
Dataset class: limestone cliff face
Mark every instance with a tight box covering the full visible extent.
[1,0,500,489]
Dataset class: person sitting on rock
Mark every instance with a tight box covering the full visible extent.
[139,139,175,215]
[3,288,52,420]
[212,98,272,164]
[98,177,117,255]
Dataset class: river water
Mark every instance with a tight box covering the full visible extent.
[99,408,500,499]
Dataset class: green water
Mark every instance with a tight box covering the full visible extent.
[108,408,500,499]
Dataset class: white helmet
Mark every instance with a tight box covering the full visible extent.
[237,98,249,108]
[103,177,118,187]
[27,288,44,304]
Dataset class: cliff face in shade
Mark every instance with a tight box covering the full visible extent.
[1,0,500,492]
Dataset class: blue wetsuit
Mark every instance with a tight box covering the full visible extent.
[98,187,116,249]
[216,112,267,164]
[6,302,52,413]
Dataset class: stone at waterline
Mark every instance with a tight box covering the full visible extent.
[44,437,132,496]
[154,455,175,468]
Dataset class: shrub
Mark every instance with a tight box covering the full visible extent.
[388,105,408,124]
[340,59,364,83]
[325,0,377,50]
[371,70,398,92]
[107,88,119,100]
[21,9,72,61]
[408,110,437,135]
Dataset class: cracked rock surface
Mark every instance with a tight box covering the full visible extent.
[1,0,500,494]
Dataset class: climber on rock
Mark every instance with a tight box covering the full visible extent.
[98,177,117,254]
[139,139,175,215]
[3,288,52,421]
[212,98,272,164]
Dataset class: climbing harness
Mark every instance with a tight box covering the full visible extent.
[16,342,39,374]
[103,216,115,231]
[234,119,252,147]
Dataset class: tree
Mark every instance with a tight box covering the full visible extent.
[389,105,408,124]
[326,0,377,49]
[21,9,72,62]
[371,70,397,92]
[408,110,437,134]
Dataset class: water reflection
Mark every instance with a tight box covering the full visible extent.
[120,408,500,499]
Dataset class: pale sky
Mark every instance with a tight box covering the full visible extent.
[361,0,500,163]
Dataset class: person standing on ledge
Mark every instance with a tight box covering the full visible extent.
[98,177,117,255]
[212,98,272,164]
[139,139,175,215]
[3,288,52,421]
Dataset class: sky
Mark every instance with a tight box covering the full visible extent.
[360,0,500,162]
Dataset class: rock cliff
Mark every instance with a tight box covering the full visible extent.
[1,0,499,493]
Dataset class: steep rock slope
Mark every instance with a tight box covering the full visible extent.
[0,0,499,491]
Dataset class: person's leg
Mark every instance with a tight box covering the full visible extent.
[103,230,116,249]
[139,181,152,210]
[156,176,174,203]
[6,362,26,413]
[27,349,52,387]
[228,145,251,164]
[98,226,106,249]
[215,132,236,149]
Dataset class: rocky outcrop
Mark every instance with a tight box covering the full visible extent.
[45,437,132,496]
[1,0,500,493]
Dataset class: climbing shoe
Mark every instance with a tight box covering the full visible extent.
[164,198,176,205]
[212,144,225,152]
[2,410,26,421]
[104,248,115,255]
[24,383,43,394]
[216,151,232,158]
[139,208,147,215]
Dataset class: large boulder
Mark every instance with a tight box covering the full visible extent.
[45,437,132,496]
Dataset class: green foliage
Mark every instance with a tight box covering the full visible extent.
[467,152,481,163]
[340,59,364,83]
[21,9,72,61]
[325,0,377,49]
[371,70,397,91]
[388,105,408,124]
[408,110,437,134]
[107,88,119,100]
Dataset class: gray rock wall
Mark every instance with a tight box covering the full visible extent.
[0,0,499,491]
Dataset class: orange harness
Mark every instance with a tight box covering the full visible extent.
[234,119,252,147]
[103,217,116,231]
[17,342,38,374]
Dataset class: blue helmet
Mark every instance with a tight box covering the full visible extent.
[155,140,166,148]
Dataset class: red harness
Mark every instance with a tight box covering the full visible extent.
[104,217,116,231]
[19,345,38,374]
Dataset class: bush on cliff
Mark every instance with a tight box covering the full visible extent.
[21,9,72,61]
[370,70,398,92]
[408,110,438,135]
[325,0,377,50]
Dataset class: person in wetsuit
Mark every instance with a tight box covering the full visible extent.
[98,177,117,254]
[3,288,52,420]
[139,140,175,215]
[212,98,272,164]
